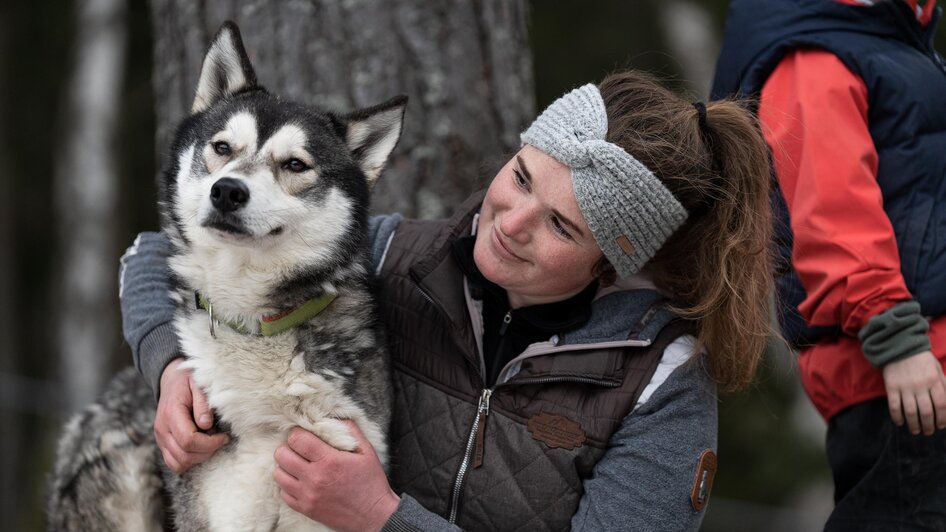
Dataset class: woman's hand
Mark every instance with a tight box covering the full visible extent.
[274,421,400,532]
[154,358,229,473]
[882,351,946,435]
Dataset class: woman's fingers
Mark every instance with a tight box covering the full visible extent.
[191,380,215,431]
[154,360,228,473]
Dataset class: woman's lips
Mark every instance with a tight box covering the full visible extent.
[492,226,526,262]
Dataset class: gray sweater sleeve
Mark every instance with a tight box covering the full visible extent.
[119,232,181,397]
[571,357,718,531]
[380,495,461,532]
[119,215,403,398]
[369,213,403,274]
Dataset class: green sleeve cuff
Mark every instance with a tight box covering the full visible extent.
[858,300,931,368]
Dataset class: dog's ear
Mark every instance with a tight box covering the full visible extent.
[338,95,408,188]
[192,21,258,114]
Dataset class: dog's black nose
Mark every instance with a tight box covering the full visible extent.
[210,177,249,213]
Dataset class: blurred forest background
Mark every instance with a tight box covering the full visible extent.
[2,1,943,531]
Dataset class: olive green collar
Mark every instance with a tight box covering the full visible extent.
[195,291,337,337]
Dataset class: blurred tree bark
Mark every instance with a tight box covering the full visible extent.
[149,0,534,219]
[0,162,19,531]
[654,0,720,99]
[0,175,17,530]
[0,3,18,527]
[54,0,128,408]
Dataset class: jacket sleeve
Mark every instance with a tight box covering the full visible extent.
[759,49,913,335]
[380,495,461,532]
[368,213,403,275]
[571,345,718,531]
[119,231,181,397]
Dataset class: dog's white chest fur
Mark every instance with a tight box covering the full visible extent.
[174,312,384,532]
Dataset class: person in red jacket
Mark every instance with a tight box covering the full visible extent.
[715,0,946,528]
[761,0,946,428]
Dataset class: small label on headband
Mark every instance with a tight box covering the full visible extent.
[616,235,635,256]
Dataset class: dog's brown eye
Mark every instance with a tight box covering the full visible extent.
[283,159,309,173]
[212,141,232,156]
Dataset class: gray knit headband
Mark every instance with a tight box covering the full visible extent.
[520,84,689,278]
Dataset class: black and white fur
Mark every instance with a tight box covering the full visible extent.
[47,21,403,531]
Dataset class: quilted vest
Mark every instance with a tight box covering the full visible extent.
[377,193,692,530]
[712,0,946,345]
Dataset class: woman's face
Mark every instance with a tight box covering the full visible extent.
[474,144,603,308]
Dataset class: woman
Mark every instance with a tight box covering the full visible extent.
[122,71,773,530]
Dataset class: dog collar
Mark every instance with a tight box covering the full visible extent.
[195,291,337,337]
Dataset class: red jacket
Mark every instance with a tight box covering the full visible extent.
[758,0,946,420]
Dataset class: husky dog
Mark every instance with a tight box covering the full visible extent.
[47,21,403,531]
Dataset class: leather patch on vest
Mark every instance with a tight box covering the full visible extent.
[527,412,586,450]
[690,449,717,511]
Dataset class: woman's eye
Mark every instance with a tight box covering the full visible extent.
[512,169,528,189]
[551,217,573,240]
[212,141,232,156]
[282,159,309,173]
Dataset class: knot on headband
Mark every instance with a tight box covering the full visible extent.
[522,86,607,168]
[520,84,689,278]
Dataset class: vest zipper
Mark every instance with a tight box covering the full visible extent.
[925,35,946,76]
[414,281,437,306]
[485,311,513,386]
[410,274,453,321]
[919,9,946,75]
[445,372,619,523]
[448,388,492,524]
[453,309,509,521]
[506,375,622,388]
[493,312,513,364]
[881,0,945,76]
[499,311,512,334]
[932,50,946,76]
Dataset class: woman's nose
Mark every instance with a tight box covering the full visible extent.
[499,204,534,242]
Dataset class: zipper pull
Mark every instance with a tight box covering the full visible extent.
[473,389,492,469]
[499,311,512,336]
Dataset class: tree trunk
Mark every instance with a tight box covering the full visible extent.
[0,139,19,532]
[0,6,18,527]
[54,0,128,409]
[0,163,17,532]
[654,0,719,99]
[149,0,534,219]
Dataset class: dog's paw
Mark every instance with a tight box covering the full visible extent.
[311,418,359,452]
[289,353,307,373]
[285,354,323,396]
[285,381,316,396]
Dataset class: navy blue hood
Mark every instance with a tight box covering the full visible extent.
[712,0,939,99]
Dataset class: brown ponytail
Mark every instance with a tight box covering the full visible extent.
[598,71,775,393]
